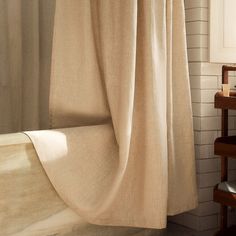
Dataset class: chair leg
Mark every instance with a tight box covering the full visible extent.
[220,205,228,230]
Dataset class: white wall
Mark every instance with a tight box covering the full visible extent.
[169,1,236,235]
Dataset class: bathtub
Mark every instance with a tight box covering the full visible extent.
[0,133,158,236]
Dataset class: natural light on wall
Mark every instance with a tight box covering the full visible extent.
[209,0,236,63]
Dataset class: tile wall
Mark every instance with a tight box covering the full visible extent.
[169,1,236,235]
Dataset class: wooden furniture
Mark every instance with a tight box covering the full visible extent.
[213,66,236,235]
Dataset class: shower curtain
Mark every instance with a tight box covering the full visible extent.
[25,0,198,229]
[0,0,55,133]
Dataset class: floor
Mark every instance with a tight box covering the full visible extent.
[152,223,217,236]
[61,223,209,236]
[154,223,196,236]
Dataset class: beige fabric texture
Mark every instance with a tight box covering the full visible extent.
[26,0,198,229]
[0,132,160,236]
[0,0,55,133]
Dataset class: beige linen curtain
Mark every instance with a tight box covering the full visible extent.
[25,0,198,229]
[0,0,55,133]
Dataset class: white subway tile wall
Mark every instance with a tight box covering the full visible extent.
[169,0,236,234]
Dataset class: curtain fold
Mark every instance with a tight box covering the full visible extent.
[25,0,198,229]
[0,0,55,133]
[166,0,197,213]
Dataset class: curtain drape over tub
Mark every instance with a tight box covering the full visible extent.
[26,0,198,229]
